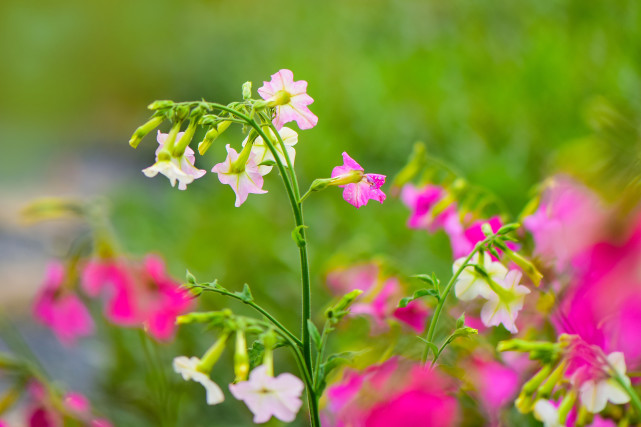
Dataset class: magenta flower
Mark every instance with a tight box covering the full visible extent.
[523,175,607,271]
[82,255,193,341]
[401,184,456,231]
[467,356,520,416]
[33,262,94,345]
[331,152,386,208]
[142,131,206,190]
[229,365,304,424]
[212,144,267,207]
[325,358,459,427]
[257,69,318,130]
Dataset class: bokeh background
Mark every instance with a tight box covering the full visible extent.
[1,0,640,425]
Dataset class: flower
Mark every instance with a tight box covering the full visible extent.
[33,262,94,345]
[142,131,206,190]
[453,252,508,301]
[330,152,386,208]
[325,358,459,427]
[257,69,318,130]
[576,352,630,413]
[480,270,530,333]
[82,255,193,341]
[229,365,304,424]
[533,399,563,427]
[212,144,267,207]
[400,184,455,231]
[243,126,298,176]
[173,356,225,405]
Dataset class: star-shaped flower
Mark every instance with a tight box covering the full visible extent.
[243,126,298,176]
[480,270,530,333]
[578,352,630,413]
[257,69,318,130]
[229,365,304,424]
[453,253,508,301]
[331,152,386,208]
[212,144,268,207]
[142,131,206,190]
[173,356,225,405]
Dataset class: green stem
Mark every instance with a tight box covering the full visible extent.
[421,242,484,365]
[193,284,302,347]
[313,320,331,388]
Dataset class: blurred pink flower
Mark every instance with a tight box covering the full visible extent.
[142,131,206,190]
[326,358,458,427]
[26,383,112,427]
[82,255,194,341]
[331,152,386,208]
[400,184,455,231]
[33,262,94,345]
[524,175,607,271]
[229,365,304,424]
[467,356,520,417]
[326,265,428,334]
[257,69,318,130]
[212,144,267,207]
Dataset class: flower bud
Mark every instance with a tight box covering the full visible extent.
[174,105,190,122]
[558,390,577,424]
[505,250,543,287]
[196,331,230,374]
[325,289,363,322]
[129,115,164,148]
[242,81,252,100]
[515,392,535,413]
[538,361,567,398]
[522,364,554,395]
[147,100,174,111]
[234,330,250,382]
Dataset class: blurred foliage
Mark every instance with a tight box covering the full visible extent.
[1,0,641,425]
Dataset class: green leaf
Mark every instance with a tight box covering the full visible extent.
[234,283,253,303]
[498,223,520,234]
[248,341,265,370]
[412,274,435,286]
[185,270,197,284]
[417,337,439,357]
[291,225,308,248]
[307,320,322,350]
[398,288,439,308]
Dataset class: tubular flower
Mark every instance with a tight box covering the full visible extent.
[331,152,386,208]
[243,126,298,176]
[229,365,304,424]
[257,69,318,130]
[212,144,268,207]
[33,262,94,345]
[142,131,205,190]
[480,270,530,333]
[173,356,225,405]
[453,252,508,301]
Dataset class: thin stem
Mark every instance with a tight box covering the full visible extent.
[313,320,332,388]
[193,284,302,347]
[421,242,484,364]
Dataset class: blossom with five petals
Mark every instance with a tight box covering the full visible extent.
[229,365,304,424]
[212,144,267,207]
[173,356,225,405]
[330,152,386,208]
[257,69,318,130]
[453,252,508,301]
[142,131,206,190]
[480,270,530,333]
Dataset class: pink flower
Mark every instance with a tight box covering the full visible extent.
[257,69,318,130]
[325,358,459,427]
[229,365,304,424]
[467,357,520,415]
[331,152,386,208]
[326,263,379,295]
[82,256,194,341]
[401,184,455,231]
[142,131,206,190]
[33,262,94,345]
[523,175,607,271]
[212,144,267,207]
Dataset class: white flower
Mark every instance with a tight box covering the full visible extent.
[533,399,562,427]
[480,270,530,333]
[142,131,206,190]
[453,252,508,301]
[229,365,304,424]
[579,352,630,413]
[173,356,224,405]
[243,127,298,176]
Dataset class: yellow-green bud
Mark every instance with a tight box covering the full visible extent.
[515,392,535,413]
[129,115,164,148]
[147,100,174,110]
[329,170,364,186]
[196,331,230,374]
[506,250,543,287]
[242,81,252,100]
[234,330,250,382]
